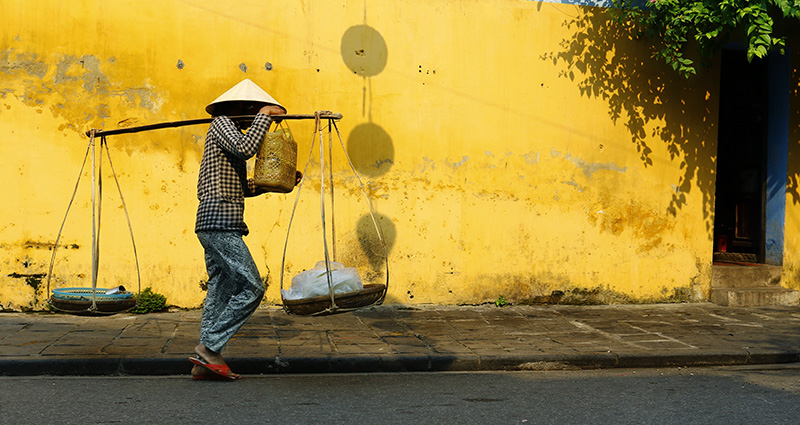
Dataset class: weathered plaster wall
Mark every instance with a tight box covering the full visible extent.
[1,0,719,310]
[781,39,800,291]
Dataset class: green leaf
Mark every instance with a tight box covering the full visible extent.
[610,0,800,78]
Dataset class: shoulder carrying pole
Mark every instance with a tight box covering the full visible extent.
[84,113,343,138]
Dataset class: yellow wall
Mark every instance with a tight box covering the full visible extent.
[781,45,800,291]
[1,0,723,310]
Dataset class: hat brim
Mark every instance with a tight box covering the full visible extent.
[205,79,285,116]
[206,100,285,117]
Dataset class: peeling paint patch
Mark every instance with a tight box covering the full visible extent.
[0,49,48,78]
[561,180,585,192]
[446,156,469,170]
[586,196,674,251]
[374,158,394,169]
[523,151,540,164]
[417,157,436,173]
[551,148,626,178]
[2,49,163,133]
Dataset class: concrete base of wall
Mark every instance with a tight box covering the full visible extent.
[710,286,800,306]
[711,264,799,306]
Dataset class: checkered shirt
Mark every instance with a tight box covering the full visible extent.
[195,114,272,235]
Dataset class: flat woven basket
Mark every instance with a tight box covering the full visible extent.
[254,125,297,193]
[49,287,137,314]
[283,283,386,316]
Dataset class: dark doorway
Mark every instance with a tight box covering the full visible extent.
[713,49,769,263]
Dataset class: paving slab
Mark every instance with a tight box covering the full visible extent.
[0,303,799,376]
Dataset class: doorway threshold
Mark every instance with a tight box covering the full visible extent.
[713,252,760,266]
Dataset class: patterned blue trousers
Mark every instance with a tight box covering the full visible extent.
[197,231,265,354]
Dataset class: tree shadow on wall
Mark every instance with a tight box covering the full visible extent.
[787,68,800,206]
[542,7,719,231]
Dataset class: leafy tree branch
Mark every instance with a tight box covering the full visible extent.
[611,0,800,77]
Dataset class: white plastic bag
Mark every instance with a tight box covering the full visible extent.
[282,261,363,300]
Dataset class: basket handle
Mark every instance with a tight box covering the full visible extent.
[270,119,293,140]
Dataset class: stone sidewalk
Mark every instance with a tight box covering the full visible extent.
[1,303,799,376]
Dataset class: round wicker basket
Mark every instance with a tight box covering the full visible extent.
[283,283,386,316]
[49,287,137,314]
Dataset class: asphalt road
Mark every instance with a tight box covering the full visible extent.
[2,366,799,424]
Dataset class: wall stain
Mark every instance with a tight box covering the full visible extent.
[464,271,697,305]
[523,151,540,164]
[0,49,47,78]
[446,156,469,170]
[7,272,47,310]
[0,241,79,250]
[551,148,627,178]
[465,271,572,304]
[587,193,674,252]
[374,158,394,169]
[519,285,694,305]
[560,180,586,192]
[2,49,162,132]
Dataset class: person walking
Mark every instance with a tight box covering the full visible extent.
[190,79,294,380]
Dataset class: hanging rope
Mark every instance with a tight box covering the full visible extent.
[46,131,94,299]
[327,121,337,261]
[55,111,383,315]
[279,115,319,313]
[317,111,337,312]
[102,135,142,301]
[90,133,103,311]
[331,120,390,304]
[279,112,389,314]
[47,131,141,314]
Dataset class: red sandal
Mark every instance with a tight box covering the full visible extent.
[189,356,241,380]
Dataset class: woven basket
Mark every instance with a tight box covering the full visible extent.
[254,126,297,193]
[283,283,386,316]
[49,287,137,314]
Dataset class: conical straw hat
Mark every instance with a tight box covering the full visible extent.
[205,78,285,115]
